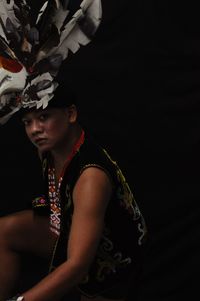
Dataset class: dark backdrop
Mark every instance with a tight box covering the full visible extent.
[0,1,200,300]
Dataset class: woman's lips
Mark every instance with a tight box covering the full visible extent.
[34,138,47,145]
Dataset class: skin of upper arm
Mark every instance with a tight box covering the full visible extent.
[20,168,113,301]
[66,167,113,275]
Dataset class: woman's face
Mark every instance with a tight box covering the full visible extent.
[22,106,76,152]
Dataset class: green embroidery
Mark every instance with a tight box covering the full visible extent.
[42,158,47,176]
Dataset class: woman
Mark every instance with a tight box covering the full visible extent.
[0,88,147,301]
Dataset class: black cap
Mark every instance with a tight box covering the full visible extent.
[48,79,77,108]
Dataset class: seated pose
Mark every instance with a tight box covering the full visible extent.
[0,86,147,301]
[0,1,147,300]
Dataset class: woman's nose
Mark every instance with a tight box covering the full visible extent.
[30,120,43,136]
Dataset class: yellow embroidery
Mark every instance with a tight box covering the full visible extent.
[64,184,72,210]
[42,158,47,176]
[102,148,141,220]
[103,148,147,245]
[96,235,132,282]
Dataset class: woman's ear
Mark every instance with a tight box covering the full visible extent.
[66,104,77,123]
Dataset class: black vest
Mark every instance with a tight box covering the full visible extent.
[41,133,147,297]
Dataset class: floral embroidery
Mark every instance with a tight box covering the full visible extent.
[32,195,47,208]
[49,135,147,297]
[102,148,147,246]
[48,167,61,236]
[96,235,132,282]
[138,222,147,246]
[65,184,72,211]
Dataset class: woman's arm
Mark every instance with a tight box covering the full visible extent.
[21,167,112,301]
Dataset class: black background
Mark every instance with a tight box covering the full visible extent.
[1,1,200,300]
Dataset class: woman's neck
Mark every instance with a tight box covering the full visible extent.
[51,125,83,178]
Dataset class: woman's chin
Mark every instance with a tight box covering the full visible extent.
[38,145,52,152]
[35,142,52,153]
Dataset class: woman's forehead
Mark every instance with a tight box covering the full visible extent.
[23,107,62,118]
[22,108,44,118]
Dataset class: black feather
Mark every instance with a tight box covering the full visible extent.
[6,18,21,43]
[37,23,60,56]
[0,36,16,59]
[63,0,82,26]
[13,0,30,28]
[36,0,58,44]
[60,0,70,10]
[78,13,100,39]
[34,54,62,75]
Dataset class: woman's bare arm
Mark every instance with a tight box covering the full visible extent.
[21,167,112,301]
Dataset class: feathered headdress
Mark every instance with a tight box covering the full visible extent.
[0,0,102,123]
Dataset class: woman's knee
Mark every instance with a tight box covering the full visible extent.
[0,210,54,257]
[0,211,32,247]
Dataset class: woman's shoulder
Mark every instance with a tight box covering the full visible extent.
[79,133,117,171]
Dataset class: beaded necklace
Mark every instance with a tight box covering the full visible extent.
[48,130,85,235]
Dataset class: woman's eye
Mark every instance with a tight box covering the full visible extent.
[22,119,30,126]
[39,114,48,121]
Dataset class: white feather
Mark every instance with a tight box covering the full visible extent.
[0,66,27,97]
[0,0,20,29]
[52,7,70,33]
[0,0,102,123]
[22,72,54,108]
[81,0,102,27]
[36,0,66,27]
[54,0,61,9]
[58,24,90,59]
[37,84,55,99]
[0,28,8,42]
[36,1,48,24]
[36,0,102,62]
[36,93,54,109]
[0,105,20,124]
[80,0,94,11]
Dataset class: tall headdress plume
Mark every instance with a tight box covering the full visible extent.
[0,0,102,123]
